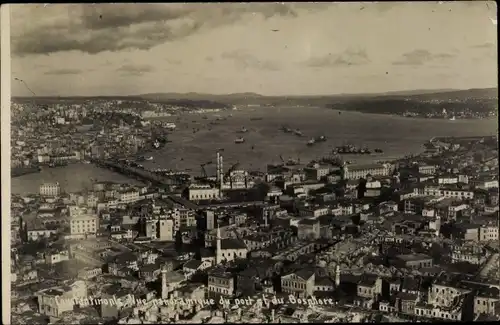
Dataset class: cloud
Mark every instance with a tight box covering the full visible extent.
[117,64,154,76]
[11,4,310,56]
[392,49,456,66]
[44,68,84,75]
[304,49,371,67]
[221,50,281,71]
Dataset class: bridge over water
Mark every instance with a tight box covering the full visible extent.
[92,159,186,187]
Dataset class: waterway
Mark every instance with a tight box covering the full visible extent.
[11,164,144,195]
[12,107,498,195]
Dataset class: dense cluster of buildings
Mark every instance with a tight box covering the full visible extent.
[10,100,178,174]
[10,131,499,323]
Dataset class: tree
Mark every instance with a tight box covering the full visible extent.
[175,231,183,254]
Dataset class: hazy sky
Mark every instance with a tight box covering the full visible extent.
[10,2,498,96]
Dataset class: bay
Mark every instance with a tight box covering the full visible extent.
[12,108,498,195]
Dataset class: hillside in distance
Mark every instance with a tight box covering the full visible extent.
[139,87,498,107]
[12,88,497,113]
[325,87,498,116]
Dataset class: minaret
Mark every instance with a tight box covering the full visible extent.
[161,265,168,299]
[219,155,224,190]
[335,264,341,287]
[216,226,222,264]
[342,162,349,181]
[216,151,221,183]
[435,214,441,237]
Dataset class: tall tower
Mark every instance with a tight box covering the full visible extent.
[335,264,341,287]
[219,155,224,190]
[342,162,349,181]
[216,151,224,189]
[216,151,221,183]
[161,265,168,299]
[216,226,222,265]
[435,214,441,237]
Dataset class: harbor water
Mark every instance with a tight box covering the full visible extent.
[12,107,498,195]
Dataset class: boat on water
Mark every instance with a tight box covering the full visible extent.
[333,144,372,155]
[281,126,293,133]
[286,158,300,166]
[145,156,153,161]
[293,129,303,137]
[238,127,248,133]
[235,137,245,144]
[315,135,327,142]
[307,139,316,146]
[164,122,176,130]
[49,161,68,168]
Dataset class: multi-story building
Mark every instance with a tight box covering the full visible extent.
[474,287,500,317]
[479,225,499,242]
[342,163,391,180]
[451,243,487,265]
[418,164,437,175]
[454,224,480,242]
[297,219,320,240]
[393,254,433,269]
[36,280,87,317]
[416,274,473,321]
[27,226,58,241]
[118,188,140,204]
[157,217,175,241]
[304,164,331,181]
[39,182,61,197]
[164,208,196,232]
[281,269,316,298]
[357,275,383,299]
[188,184,220,201]
[207,269,234,299]
[423,186,474,200]
[70,214,98,236]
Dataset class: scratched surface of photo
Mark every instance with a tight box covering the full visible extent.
[6,2,499,324]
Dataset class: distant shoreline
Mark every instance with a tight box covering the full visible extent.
[332,109,497,121]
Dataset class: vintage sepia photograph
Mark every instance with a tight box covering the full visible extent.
[3,2,499,324]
